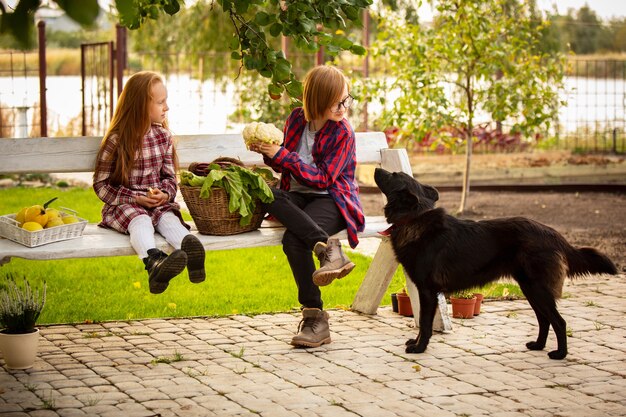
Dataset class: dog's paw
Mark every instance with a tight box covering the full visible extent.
[525,341,545,351]
[405,338,417,346]
[405,343,427,354]
[548,349,567,360]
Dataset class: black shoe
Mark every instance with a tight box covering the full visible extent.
[181,234,206,283]
[143,248,187,294]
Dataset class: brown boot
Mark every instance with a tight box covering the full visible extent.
[291,308,331,347]
[312,238,355,286]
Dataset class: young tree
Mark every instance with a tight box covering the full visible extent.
[1,0,372,102]
[370,0,565,214]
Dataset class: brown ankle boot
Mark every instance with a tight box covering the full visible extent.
[291,308,331,347]
[312,238,355,286]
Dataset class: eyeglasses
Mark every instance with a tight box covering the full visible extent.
[330,94,355,113]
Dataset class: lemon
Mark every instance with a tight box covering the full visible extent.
[25,205,48,227]
[22,221,44,232]
[62,215,80,224]
[45,217,64,228]
[45,207,61,221]
[15,207,28,224]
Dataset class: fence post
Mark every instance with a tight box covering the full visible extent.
[115,24,127,97]
[362,9,369,131]
[80,44,86,136]
[37,20,47,137]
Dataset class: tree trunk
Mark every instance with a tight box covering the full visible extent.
[458,76,474,215]
[458,127,472,215]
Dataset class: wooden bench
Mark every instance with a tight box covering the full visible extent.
[0,133,451,331]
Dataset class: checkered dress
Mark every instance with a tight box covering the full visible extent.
[93,124,188,234]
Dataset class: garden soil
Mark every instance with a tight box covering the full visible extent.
[358,150,626,272]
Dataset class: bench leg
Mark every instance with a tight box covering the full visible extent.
[351,237,453,332]
[351,237,398,314]
[405,275,453,332]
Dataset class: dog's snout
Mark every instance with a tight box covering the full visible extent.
[374,168,391,186]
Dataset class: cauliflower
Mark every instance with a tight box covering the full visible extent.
[242,122,283,149]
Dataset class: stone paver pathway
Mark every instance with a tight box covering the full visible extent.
[1,274,625,417]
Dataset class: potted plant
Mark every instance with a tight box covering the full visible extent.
[449,290,476,319]
[0,274,46,369]
[472,289,484,316]
[396,287,413,317]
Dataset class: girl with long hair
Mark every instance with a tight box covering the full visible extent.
[93,71,205,294]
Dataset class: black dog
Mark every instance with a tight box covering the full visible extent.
[374,168,617,359]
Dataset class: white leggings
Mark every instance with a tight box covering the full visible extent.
[128,212,189,259]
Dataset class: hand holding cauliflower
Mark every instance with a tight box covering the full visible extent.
[242,122,283,149]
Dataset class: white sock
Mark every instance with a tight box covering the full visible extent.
[156,211,189,249]
[128,215,156,259]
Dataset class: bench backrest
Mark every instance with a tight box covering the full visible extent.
[0,132,389,174]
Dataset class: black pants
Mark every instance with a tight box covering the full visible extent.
[263,189,346,309]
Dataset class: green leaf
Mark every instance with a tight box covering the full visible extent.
[317,33,333,46]
[235,0,249,14]
[273,58,292,82]
[268,83,284,96]
[163,0,180,15]
[229,36,240,50]
[349,44,366,55]
[269,22,283,37]
[254,11,271,26]
[285,79,303,98]
[55,0,99,26]
[330,36,353,50]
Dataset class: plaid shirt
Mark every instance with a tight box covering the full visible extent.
[264,108,365,248]
[93,124,188,233]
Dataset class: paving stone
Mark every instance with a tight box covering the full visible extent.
[1,274,624,417]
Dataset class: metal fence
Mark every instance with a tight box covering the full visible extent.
[1,40,624,154]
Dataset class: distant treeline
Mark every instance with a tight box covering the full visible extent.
[538,5,626,54]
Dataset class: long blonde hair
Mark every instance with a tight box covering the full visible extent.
[302,65,348,122]
[94,71,176,186]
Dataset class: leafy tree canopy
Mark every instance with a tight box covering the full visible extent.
[369,0,566,213]
[1,0,372,102]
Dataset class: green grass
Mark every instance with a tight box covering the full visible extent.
[0,186,406,324]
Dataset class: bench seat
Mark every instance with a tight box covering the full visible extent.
[0,216,389,265]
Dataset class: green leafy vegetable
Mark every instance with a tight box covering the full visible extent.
[180,165,275,226]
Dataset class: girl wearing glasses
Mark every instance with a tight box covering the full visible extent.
[249,65,364,348]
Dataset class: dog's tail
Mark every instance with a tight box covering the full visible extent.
[567,247,618,277]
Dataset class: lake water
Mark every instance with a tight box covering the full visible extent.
[1,74,624,137]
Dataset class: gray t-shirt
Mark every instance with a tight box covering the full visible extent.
[289,123,329,194]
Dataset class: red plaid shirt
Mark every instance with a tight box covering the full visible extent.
[93,124,188,233]
[264,108,365,248]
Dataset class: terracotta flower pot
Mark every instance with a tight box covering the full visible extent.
[396,292,413,317]
[450,296,476,319]
[473,293,484,316]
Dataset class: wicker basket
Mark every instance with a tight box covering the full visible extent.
[180,185,266,235]
[0,211,88,248]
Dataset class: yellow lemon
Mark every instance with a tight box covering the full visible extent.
[25,205,48,227]
[22,221,44,232]
[62,215,80,224]
[45,217,64,228]
[15,207,28,224]
[45,207,61,221]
